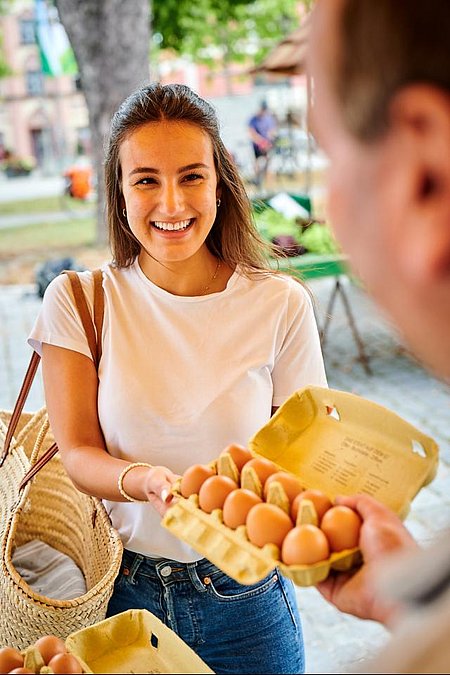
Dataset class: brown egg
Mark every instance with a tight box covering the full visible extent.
[246,503,293,548]
[220,444,253,471]
[0,647,23,673]
[242,457,278,486]
[34,635,67,665]
[8,669,34,674]
[291,489,333,523]
[222,488,262,529]
[263,471,303,503]
[47,653,83,674]
[198,475,238,513]
[281,524,330,565]
[180,464,216,498]
[320,505,362,551]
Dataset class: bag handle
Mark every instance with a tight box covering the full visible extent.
[64,270,104,367]
[0,269,104,469]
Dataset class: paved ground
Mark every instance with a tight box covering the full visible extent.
[0,173,65,202]
[1,275,449,673]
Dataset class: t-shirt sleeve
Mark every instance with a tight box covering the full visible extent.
[272,279,327,406]
[27,272,94,360]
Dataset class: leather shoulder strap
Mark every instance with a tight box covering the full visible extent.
[0,351,40,466]
[92,268,104,364]
[64,270,102,368]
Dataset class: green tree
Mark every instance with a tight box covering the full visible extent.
[152,0,302,94]
[0,0,13,77]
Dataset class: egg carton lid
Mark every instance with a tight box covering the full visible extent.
[249,386,438,518]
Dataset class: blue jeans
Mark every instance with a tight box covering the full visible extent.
[107,549,305,674]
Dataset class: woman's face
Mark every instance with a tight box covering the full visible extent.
[119,120,220,265]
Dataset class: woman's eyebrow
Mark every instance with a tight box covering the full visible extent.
[128,162,210,178]
[128,166,159,176]
[177,163,209,173]
[129,166,158,177]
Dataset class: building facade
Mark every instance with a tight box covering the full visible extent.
[0,0,307,176]
[0,0,88,174]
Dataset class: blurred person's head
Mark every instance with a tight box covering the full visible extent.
[309,0,450,378]
[257,100,272,118]
[105,83,271,273]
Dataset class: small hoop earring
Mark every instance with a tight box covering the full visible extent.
[216,198,221,208]
[122,208,127,219]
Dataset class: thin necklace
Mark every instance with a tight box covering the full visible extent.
[201,259,221,295]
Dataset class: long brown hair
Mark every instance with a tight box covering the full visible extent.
[105,83,278,272]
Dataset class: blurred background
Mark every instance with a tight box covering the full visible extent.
[0,0,331,285]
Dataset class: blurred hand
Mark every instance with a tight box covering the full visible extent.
[317,494,418,627]
[258,138,272,151]
[142,465,180,516]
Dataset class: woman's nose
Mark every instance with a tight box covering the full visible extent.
[158,183,184,216]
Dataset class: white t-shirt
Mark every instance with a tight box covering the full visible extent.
[28,259,327,561]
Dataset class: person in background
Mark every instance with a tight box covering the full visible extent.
[307,1,450,671]
[28,83,327,675]
[248,100,278,188]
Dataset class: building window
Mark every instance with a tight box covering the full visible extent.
[26,71,44,95]
[19,19,36,45]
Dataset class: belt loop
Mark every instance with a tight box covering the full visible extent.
[187,561,208,592]
[128,553,144,585]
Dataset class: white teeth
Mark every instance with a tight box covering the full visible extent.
[153,219,191,231]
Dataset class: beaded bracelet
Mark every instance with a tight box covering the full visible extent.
[118,462,153,503]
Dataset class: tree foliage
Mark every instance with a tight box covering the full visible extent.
[0,0,13,78]
[152,0,302,67]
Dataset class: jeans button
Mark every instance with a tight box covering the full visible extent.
[160,565,172,577]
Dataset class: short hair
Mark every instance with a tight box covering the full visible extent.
[105,83,274,270]
[336,0,450,141]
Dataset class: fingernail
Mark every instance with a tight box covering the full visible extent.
[161,488,170,502]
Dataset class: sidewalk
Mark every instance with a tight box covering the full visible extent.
[0,174,65,202]
[0,209,94,230]
[0,277,449,673]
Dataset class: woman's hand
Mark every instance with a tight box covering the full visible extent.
[316,494,418,627]
[143,465,181,516]
[122,464,181,516]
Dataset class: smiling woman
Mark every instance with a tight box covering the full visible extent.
[27,83,328,675]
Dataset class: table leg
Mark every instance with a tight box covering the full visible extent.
[320,278,373,376]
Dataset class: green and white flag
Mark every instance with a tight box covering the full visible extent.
[35,0,77,76]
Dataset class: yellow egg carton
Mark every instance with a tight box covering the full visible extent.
[15,609,213,674]
[162,386,438,587]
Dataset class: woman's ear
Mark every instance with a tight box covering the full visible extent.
[389,85,450,283]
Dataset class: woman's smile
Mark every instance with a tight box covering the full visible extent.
[151,217,195,234]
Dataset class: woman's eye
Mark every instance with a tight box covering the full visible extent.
[136,177,157,185]
[183,173,203,182]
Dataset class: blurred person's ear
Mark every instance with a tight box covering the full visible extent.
[387,85,450,284]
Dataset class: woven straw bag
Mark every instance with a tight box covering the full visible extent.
[0,270,123,649]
